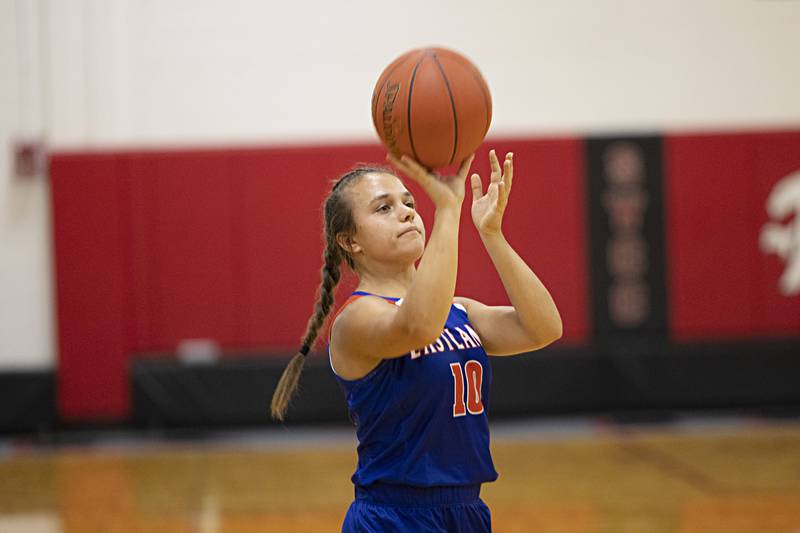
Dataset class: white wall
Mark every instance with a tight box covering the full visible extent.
[2,0,800,368]
[1,0,53,369]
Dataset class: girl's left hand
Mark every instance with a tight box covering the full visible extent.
[470,149,513,236]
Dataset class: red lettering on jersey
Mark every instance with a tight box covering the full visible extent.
[450,360,484,418]
[465,360,485,415]
[449,362,467,417]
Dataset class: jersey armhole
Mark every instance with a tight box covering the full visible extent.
[328,294,399,378]
[328,294,365,378]
[452,297,470,319]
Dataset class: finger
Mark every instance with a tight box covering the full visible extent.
[388,153,430,185]
[504,153,514,196]
[470,173,484,200]
[496,181,507,209]
[456,154,476,180]
[386,153,411,175]
[400,154,430,178]
[489,149,501,182]
[488,181,499,205]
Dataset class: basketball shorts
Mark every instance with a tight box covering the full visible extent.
[342,482,491,532]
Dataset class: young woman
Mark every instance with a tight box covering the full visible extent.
[271,149,562,532]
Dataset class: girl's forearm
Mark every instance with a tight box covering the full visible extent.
[480,231,562,341]
[398,205,461,339]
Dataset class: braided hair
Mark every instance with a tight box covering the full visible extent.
[270,165,393,421]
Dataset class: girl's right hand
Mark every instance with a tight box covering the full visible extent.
[387,153,475,210]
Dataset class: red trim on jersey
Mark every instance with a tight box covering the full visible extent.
[327,293,401,343]
[329,294,363,336]
[328,294,367,343]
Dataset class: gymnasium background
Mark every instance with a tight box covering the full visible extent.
[2,1,800,432]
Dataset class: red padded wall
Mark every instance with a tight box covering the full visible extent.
[50,139,589,420]
[665,131,800,340]
[51,155,130,418]
[455,139,589,341]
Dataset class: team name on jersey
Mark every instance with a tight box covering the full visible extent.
[410,324,483,359]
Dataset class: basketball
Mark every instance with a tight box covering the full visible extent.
[371,47,492,170]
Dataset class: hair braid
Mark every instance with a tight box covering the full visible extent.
[305,241,341,344]
[270,240,342,421]
[270,163,395,421]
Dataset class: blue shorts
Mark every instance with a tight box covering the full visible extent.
[342,483,491,532]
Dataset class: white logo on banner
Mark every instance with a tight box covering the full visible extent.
[759,171,800,296]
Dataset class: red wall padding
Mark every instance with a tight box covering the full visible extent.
[51,139,589,420]
[665,131,800,340]
[51,156,130,419]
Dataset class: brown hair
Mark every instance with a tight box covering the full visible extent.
[270,165,394,421]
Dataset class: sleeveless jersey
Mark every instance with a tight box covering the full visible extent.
[328,290,499,488]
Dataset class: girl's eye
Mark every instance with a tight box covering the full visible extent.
[377,205,390,212]
[405,202,415,209]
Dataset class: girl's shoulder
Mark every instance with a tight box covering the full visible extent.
[453,296,483,313]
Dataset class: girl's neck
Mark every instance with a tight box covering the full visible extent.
[355,267,415,299]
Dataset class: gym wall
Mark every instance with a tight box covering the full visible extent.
[2,1,800,427]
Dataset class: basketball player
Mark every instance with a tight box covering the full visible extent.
[271,149,562,532]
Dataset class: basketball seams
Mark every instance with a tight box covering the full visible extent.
[478,72,491,137]
[446,52,492,137]
[372,56,400,134]
[406,54,426,164]
[372,52,417,135]
[431,52,459,166]
[372,47,490,169]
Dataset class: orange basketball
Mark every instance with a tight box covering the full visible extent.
[371,47,492,170]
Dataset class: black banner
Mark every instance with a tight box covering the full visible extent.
[586,137,668,349]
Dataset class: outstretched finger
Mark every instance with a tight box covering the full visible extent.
[470,173,484,200]
[497,181,507,210]
[489,149,502,182]
[387,153,429,184]
[386,153,407,173]
[488,181,499,205]
[400,154,431,177]
[504,152,514,195]
[456,154,476,180]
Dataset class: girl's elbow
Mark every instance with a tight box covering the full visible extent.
[542,332,561,349]
[552,318,563,342]
[548,311,563,342]
[536,320,562,348]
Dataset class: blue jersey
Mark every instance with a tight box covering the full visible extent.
[328,290,499,488]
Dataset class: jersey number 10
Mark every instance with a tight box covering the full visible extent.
[449,361,485,417]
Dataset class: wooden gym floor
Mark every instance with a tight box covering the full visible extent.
[0,415,799,532]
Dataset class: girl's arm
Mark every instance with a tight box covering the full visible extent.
[459,150,562,356]
[332,155,474,363]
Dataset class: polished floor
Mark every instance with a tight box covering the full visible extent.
[0,414,799,532]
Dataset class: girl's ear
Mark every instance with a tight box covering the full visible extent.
[337,233,362,255]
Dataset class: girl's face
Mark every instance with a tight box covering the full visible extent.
[342,172,426,268]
